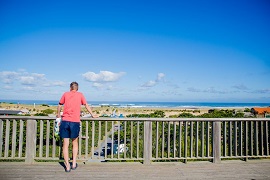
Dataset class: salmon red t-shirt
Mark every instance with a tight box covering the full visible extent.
[59,91,87,122]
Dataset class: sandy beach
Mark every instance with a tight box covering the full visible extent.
[0,102,246,117]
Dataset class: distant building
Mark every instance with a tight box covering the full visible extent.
[0,110,22,116]
[20,109,30,114]
[251,107,270,118]
[243,112,254,118]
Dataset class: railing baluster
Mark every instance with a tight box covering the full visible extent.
[85,121,89,159]
[91,120,95,158]
[104,121,107,158]
[39,120,44,158]
[11,120,17,158]
[111,121,114,159]
[206,121,209,157]
[250,121,254,156]
[229,121,232,157]
[156,121,159,159]
[266,121,269,156]
[240,121,243,157]
[117,121,120,158]
[201,121,204,158]
[4,119,10,158]
[124,121,127,159]
[234,121,237,156]
[162,121,164,158]
[223,121,226,157]
[184,121,187,163]
[255,121,258,156]
[190,121,193,158]
[130,121,133,159]
[79,122,82,159]
[46,120,50,158]
[136,121,139,159]
[0,119,3,157]
[245,121,248,161]
[261,121,264,156]
[99,121,102,159]
[167,121,170,158]
[52,121,56,158]
[179,121,182,158]
[196,121,198,158]
[18,120,24,158]
[173,122,176,158]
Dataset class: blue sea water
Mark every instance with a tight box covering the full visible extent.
[0,99,269,108]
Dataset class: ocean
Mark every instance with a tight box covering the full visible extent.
[0,99,269,109]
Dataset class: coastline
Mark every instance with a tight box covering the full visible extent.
[0,101,258,117]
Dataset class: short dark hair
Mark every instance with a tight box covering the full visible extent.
[70,81,79,90]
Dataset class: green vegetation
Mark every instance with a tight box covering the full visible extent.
[41,109,54,115]
[244,108,251,112]
[34,108,55,116]
[170,109,244,118]
[128,109,246,118]
[41,104,50,107]
[199,109,244,118]
[126,110,165,118]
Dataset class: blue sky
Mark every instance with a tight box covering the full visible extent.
[0,0,269,102]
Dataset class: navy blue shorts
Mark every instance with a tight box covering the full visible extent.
[60,121,80,139]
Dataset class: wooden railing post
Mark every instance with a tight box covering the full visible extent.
[25,119,37,164]
[213,121,221,163]
[144,120,152,164]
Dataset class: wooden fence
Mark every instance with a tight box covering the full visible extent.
[0,116,269,164]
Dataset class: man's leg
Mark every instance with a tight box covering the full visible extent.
[63,138,70,170]
[72,137,78,168]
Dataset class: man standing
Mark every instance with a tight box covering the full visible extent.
[56,81,98,172]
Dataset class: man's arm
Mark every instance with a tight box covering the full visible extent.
[56,104,62,118]
[84,103,98,118]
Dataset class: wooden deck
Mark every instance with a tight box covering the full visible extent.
[1,160,270,179]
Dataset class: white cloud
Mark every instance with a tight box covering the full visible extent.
[141,80,157,87]
[20,76,36,85]
[92,82,115,91]
[82,71,126,82]
[51,81,66,86]
[157,73,165,81]
[22,86,35,91]
[203,87,230,94]
[43,81,66,87]
[4,85,12,90]
[187,87,201,92]
[253,88,270,94]
[92,82,104,89]
[0,71,47,86]
[187,87,233,94]
[232,84,249,90]
[0,70,66,96]
[141,73,165,88]
[0,71,19,84]
[19,73,46,86]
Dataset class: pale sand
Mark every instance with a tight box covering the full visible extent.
[0,102,246,117]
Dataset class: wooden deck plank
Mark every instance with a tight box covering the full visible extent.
[0,160,270,180]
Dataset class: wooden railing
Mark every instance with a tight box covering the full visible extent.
[0,116,269,164]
